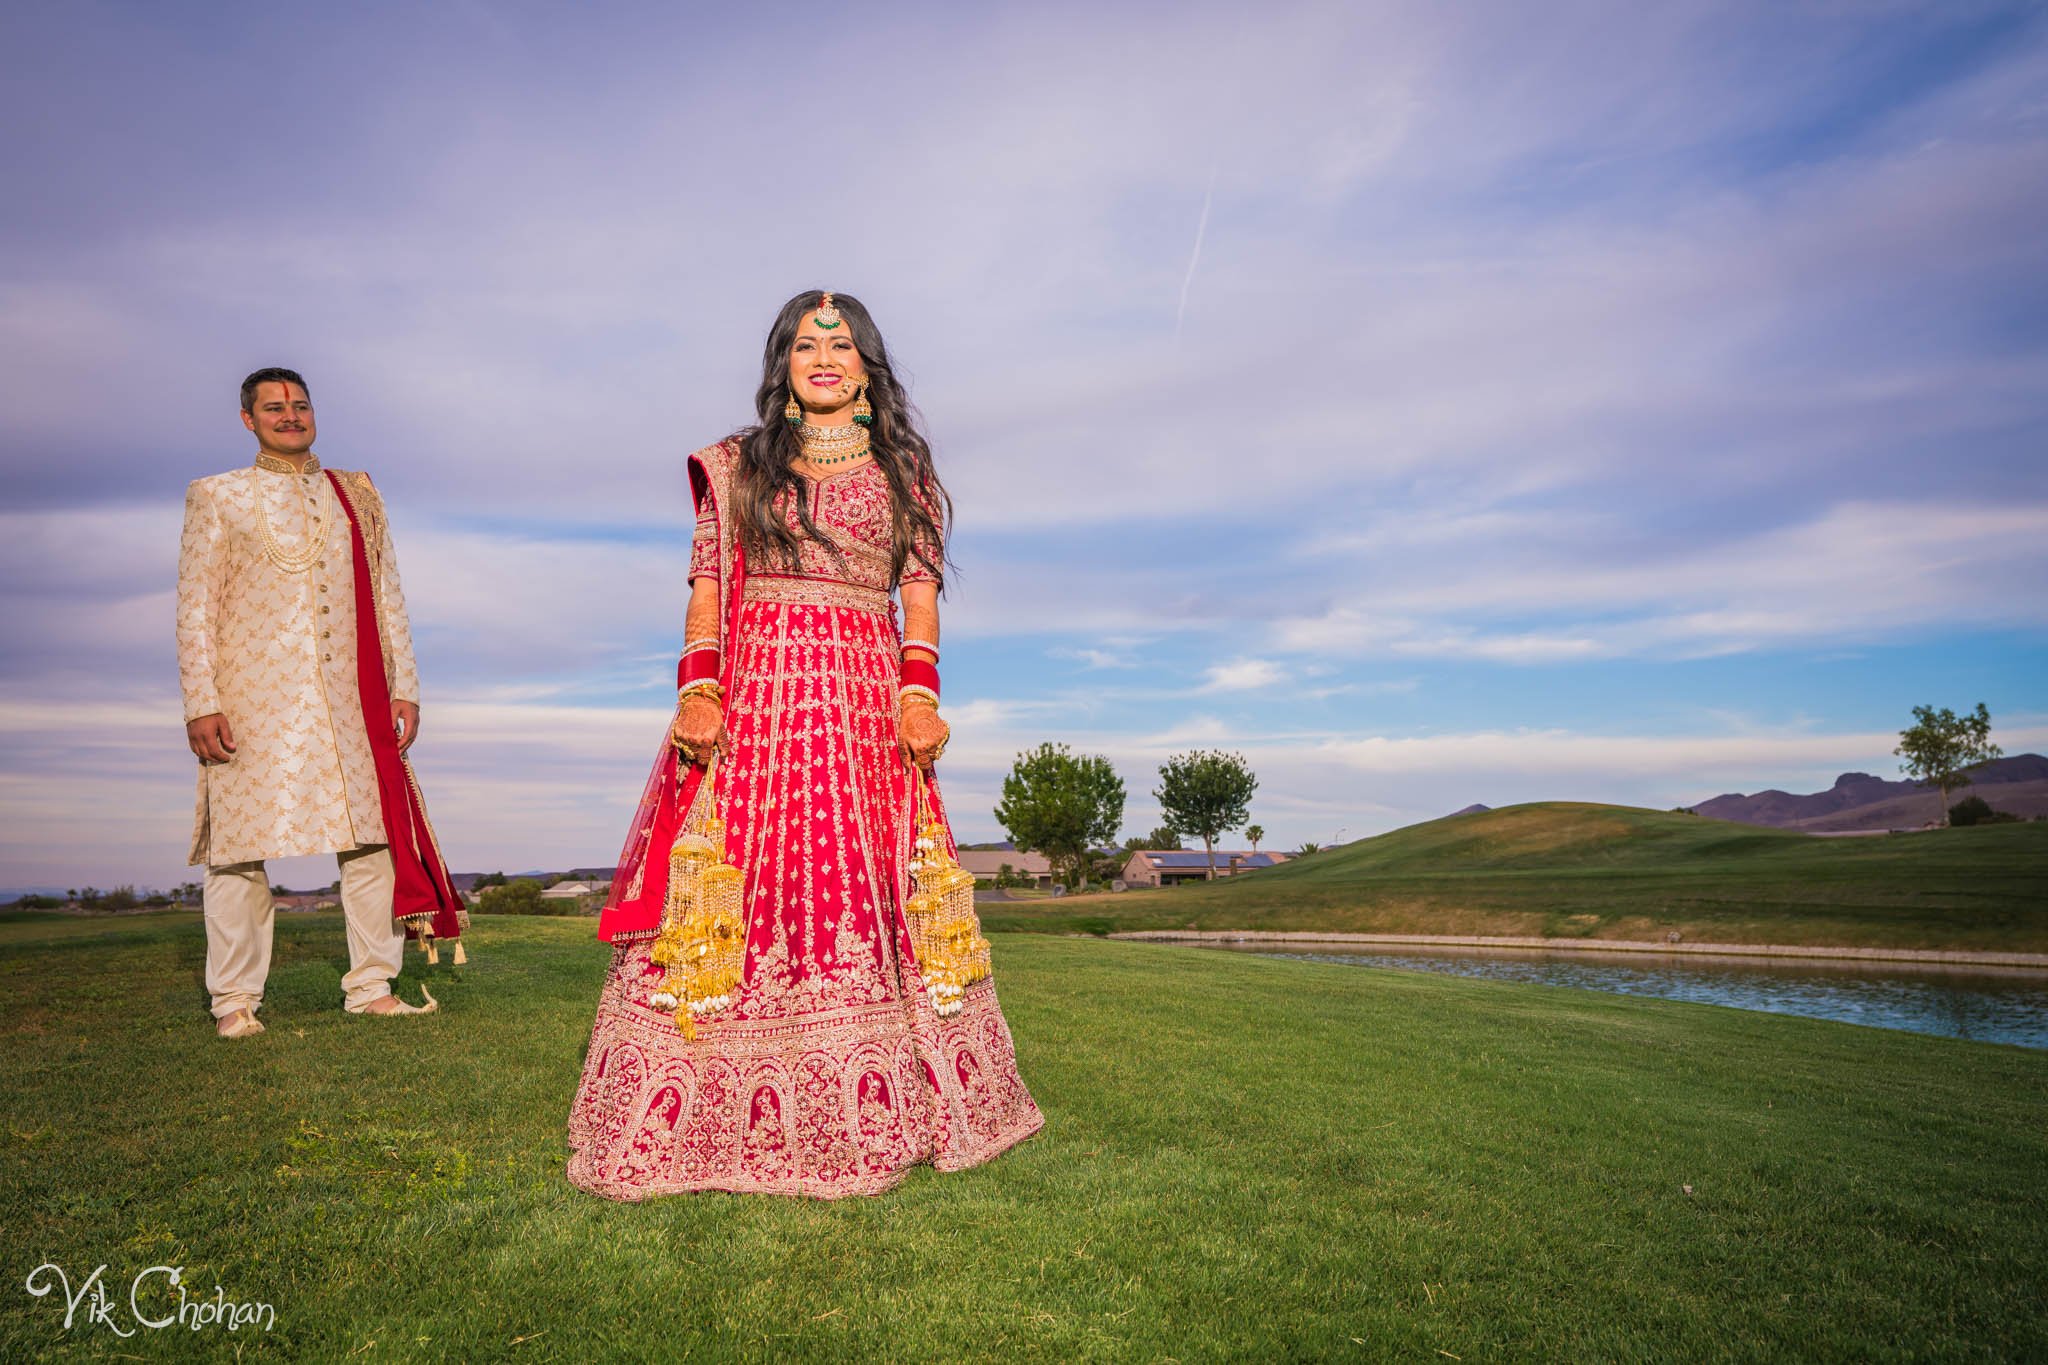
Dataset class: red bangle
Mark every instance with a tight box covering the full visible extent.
[900,657,940,697]
[678,650,721,687]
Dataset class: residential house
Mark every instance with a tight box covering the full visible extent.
[956,846,1056,890]
[1120,849,1293,888]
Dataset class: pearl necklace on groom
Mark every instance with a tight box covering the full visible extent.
[252,453,327,574]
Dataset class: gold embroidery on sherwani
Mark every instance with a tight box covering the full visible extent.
[175,464,419,864]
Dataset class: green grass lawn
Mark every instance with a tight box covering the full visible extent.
[3,910,2045,1360]
[990,803,2048,951]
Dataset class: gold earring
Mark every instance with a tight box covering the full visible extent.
[852,376,873,426]
[784,388,802,427]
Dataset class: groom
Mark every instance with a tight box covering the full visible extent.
[176,367,459,1037]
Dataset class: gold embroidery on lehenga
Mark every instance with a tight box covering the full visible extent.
[743,574,892,613]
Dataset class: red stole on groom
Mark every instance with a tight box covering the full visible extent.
[326,470,462,941]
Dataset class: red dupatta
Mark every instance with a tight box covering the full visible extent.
[597,443,747,943]
[326,470,462,943]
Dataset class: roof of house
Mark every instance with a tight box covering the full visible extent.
[956,849,1053,875]
[1128,851,1288,870]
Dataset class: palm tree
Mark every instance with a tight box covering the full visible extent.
[1245,824,1264,854]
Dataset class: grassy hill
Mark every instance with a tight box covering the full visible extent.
[983,802,2048,951]
[2,912,2045,1359]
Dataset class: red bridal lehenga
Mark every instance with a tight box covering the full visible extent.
[566,439,1043,1199]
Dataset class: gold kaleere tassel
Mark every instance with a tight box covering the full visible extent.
[904,850,955,1013]
[906,768,990,1016]
[687,858,745,1022]
[648,757,745,1037]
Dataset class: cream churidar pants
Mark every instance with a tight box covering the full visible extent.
[203,844,403,1016]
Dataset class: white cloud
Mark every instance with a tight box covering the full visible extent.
[1201,658,1285,691]
[1276,500,2048,661]
[1049,646,1139,670]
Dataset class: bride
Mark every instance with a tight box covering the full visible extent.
[566,291,1043,1198]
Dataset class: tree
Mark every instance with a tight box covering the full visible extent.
[994,743,1126,890]
[1245,824,1265,853]
[1896,702,2001,828]
[474,878,549,915]
[1295,841,1320,856]
[1154,750,1259,880]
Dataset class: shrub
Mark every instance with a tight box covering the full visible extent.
[472,879,562,915]
[1948,795,2019,826]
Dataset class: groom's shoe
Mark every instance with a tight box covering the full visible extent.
[350,987,437,1016]
[215,1007,265,1038]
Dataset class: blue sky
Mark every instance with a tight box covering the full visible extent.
[2,1,2044,890]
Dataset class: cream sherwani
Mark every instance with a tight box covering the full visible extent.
[178,461,420,863]
[176,457,420,1015]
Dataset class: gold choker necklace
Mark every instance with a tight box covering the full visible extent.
[797,421,871,468]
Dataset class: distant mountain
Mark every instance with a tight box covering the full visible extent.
[1693,754,2048,830]
[1448,804,1492,817]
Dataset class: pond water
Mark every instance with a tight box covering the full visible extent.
[1187,941,2048,1049]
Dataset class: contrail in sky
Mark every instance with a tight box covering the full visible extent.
[1175,166,1219,341]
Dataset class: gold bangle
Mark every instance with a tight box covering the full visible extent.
[899,684,940,710]
[678,681,725,705]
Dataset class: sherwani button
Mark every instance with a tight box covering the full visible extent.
[322,630,331,638]
[320,605,330,614]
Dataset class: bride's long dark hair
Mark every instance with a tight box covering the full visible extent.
[731,290,952,589]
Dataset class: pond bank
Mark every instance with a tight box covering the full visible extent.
[1109,929,2048,970]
